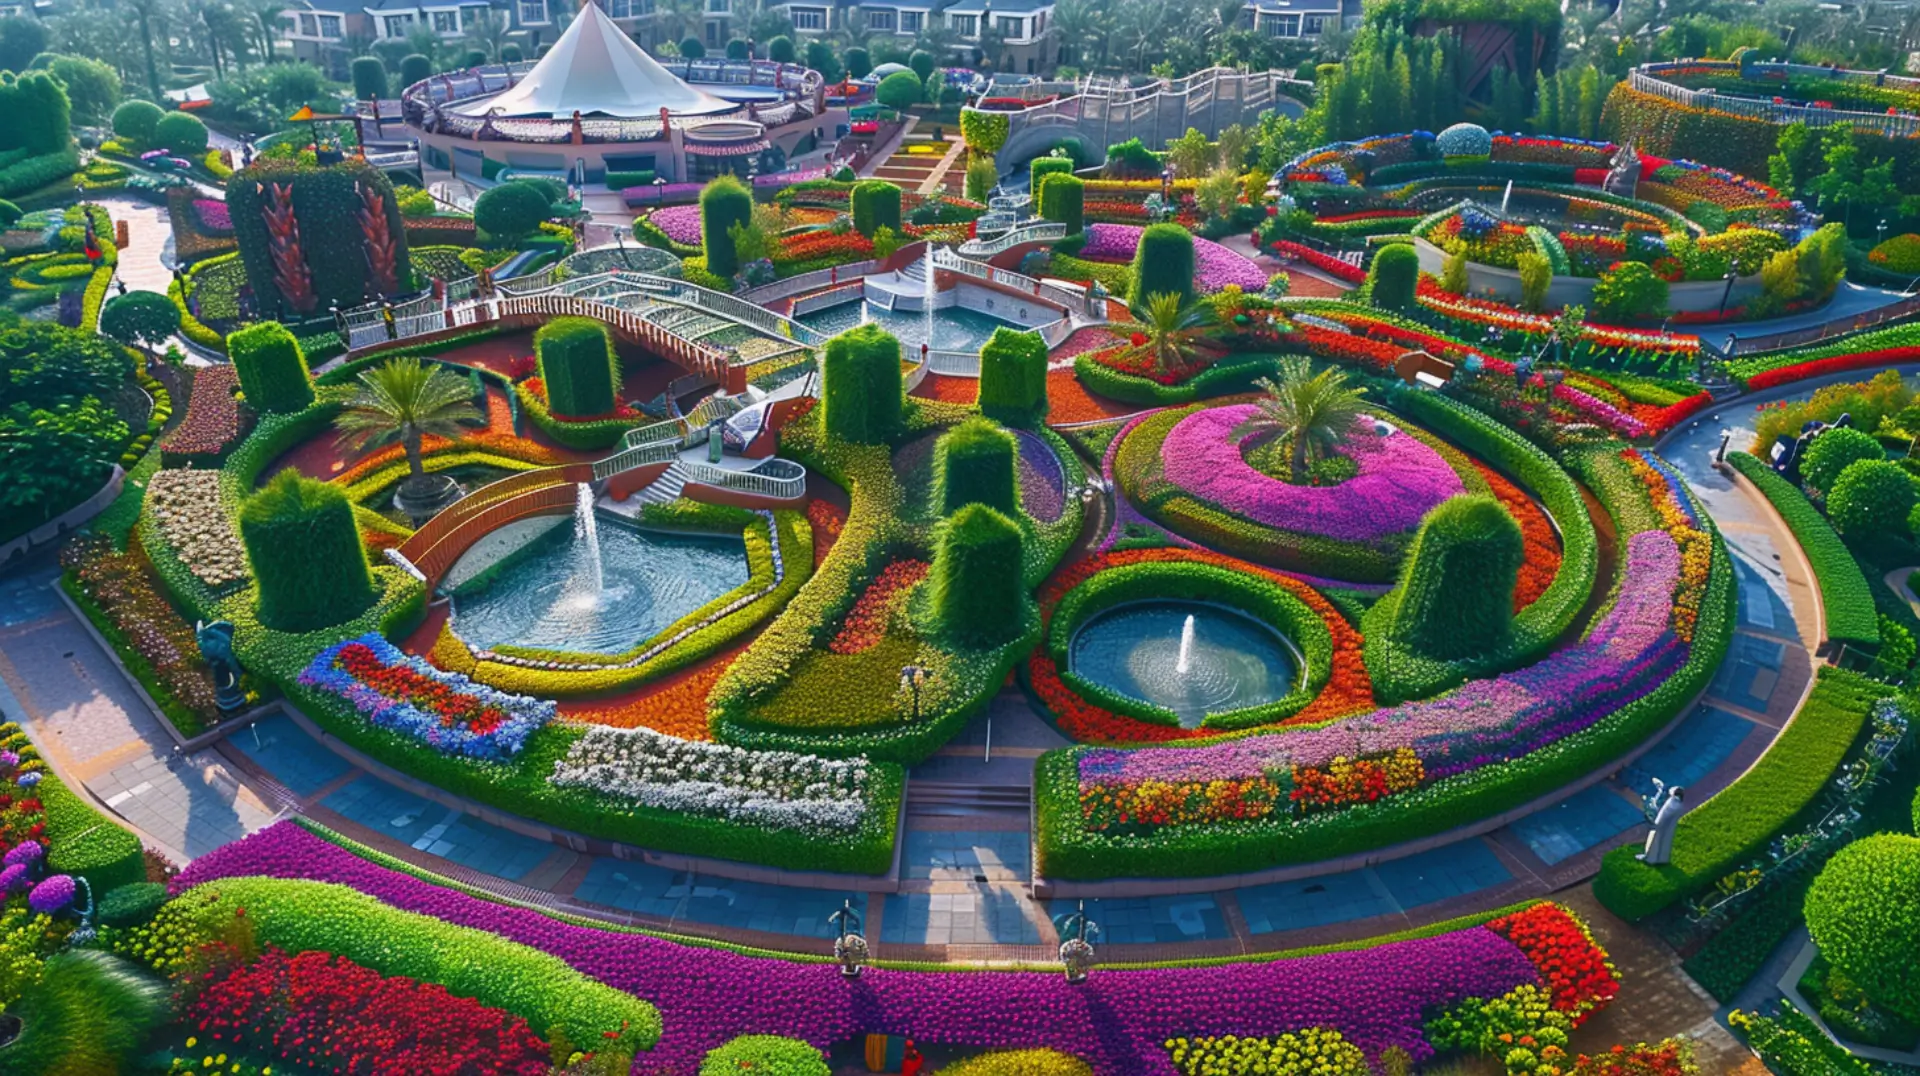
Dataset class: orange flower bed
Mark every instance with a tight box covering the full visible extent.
[830,559,929,653]
[1029,547,1374,744]
[912,373,979,404]
[1473,462,1563,611]
[559,657,733,740]
[805,498,846,568]
[1045,367,1147,425]
[332,430,568,488]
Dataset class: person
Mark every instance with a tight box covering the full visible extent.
[1637,783,1685,866]
[381,299,396,340]
[330,300,347,340]
[900,1041,924,1076]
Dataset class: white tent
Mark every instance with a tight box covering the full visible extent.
[455,1,735,119]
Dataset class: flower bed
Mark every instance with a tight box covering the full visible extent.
[61,536,221,735]
[1477,463,1561,611]
[298,633,554,762]
[551,724,877,837]
[829,559,928,654]
[144,467,250,592]
[648,204,703,245]
[158,365,248,465]
[1077,224,1268,291]
[176,820,1616,1072]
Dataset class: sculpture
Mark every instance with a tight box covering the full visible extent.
[355,181,401,296]
[1637,780,1686,866]
[261,181,318,313]
[195,619,248,718]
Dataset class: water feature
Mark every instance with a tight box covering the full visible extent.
[1501,179,1513,215]
[924,245,937,351]
[447,519,751,656]
[1069,602,1301,727]
[573,483,603,597]
[797,301,1023,353]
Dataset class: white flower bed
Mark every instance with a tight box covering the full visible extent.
[552,724,872,835]
[146,468,249,590]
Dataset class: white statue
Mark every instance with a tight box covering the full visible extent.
[1636,781,1686,866]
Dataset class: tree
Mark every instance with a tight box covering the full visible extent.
[1115,292,1212,381]
[928,503,1025,647]
[803,40,840,82]
[1240,356,1369,485]
[153,111,209,155]
[725,37,750,59]
[1165,127,1214,179]
[0,16,48,74]
[964,155,997,202]
[1806,834,1920,1024]
[44,55,121,125]
[100,291,181,357]
[977,327,1047,425]
[1828,459,1915,536]
[820,324,903,444]
[533,318,619,418]
[700,174,753,276]
[240,471,375,632]
[463,10,511,62]
[1801,426,1884,493]
[935,416,1018,516]
[844,45,871,79]
[679,35,705,58]
[112,101,163,147]
[1591,261,1668,321]
[876,69,922,110]
[765,34,795,63]
[1129,223,1195,308]
[124,0,163,100]
[334,356,482,498]
[850,180,901,237]
[473,180,551,244]
[351,55,388,100]
[908,47,935,84]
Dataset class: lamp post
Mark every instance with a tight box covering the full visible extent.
[653,175,669,205]
[829,899,869,978]
[1160,162,1173,202]
[900,664,931,721]
[1718,269,1738,316]
[615,225,633,268]
[1058,899,1099,983]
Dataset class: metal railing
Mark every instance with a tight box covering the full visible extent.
[926,349,981,376]
[789,281,867,317]
[738,260,882,305]
[932,247,1103,320]
[1629,63,1920,139]
[591,438,679,482]
[679,458,807,500]
[958,220,1067,257]
[1710,293,1920,358]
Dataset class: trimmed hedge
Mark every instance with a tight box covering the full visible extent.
[1805,833,1920,1023]
[820,324,903,444]
[534,316,618,419]
[1384,493,1522,660]
[935,417,1018,517]
[1727,452,1880,649]
[1801,426,1884,494]
[1595,667,1889,921]
[929,503,1026,646]
[1038,174,1084,235]
[1129,222,1195,308]
[699,175,753,277]
[240,471,377,632]
[1366,243,1420,311]
[1072,352,1279,406]
[226,156,411,316]
[1030,156,1074,195]
[350,55,388,100]
[111,100,162,146]
[978,327,1048,425]
[41,768,147,892]
[850,180,902,238]
[700,1036,830,1076]
[226,321,314,414]
[514,380,635,450]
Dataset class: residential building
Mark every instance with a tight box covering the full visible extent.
[854,0,932,40]
[280,0,372,78]
[1239,0,1345,40]
[365,0,494,43]
[939,0,1056,76]
[765,0,846,36]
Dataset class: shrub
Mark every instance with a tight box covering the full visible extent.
[534,316,619,419]
[0,198,17,226]
[226,156,412,315]
[929,503,1025,646]
[1030,155,1073,195]
[909,48,935,84]
[1801,426,1884,494]
[1869,233,1920,276]
[876,69,922,110]
[1038,173,1084,234]
[965,155,997,202]
[1592,261,1668,321]
[765,34,795,63]
[700,1035,829,1076]
[977,326,1048,424]
[40,771,145,891]
[350,55,388,100]
[1129,222,1195,308]
[1517,251,1551,312]
[851,180,902,238]
[725,38,748,60]
[399,53,431,86]
[679,36,705,58]
[960,110,1009,155]
[226,321,314,414]
[152,111,208,155]
[500,43,522,62]
[936,417,1018,516]
[1386,494,1522,660]
[1440,249,1469,294]
[100,290,181,352]
[240,471,376,632]
[97,882,169,929]
[700,174,753,276]
[1829,459,1915,536]
[110,99,162,147]
[473,180,550,244]
[1727,453,1879,647]
[820,324,903,444]
[1806,834,1920,1023]
[0,951,167,1076]
[845,47,870,79]
[937,1050,1094,1075]
[1366,242,1419,311]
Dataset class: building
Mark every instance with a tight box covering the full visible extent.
[1239,0,1348,40]
[936,0,1054,75]
[280,0,373,77]
[364,0,495,44]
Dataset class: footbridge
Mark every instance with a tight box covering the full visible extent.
[976,67,1314,175]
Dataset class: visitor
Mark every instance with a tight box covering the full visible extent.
[330,300,347,341]
[382,300,397,340]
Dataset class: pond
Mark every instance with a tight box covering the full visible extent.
[1069,601,1301,727]
[796,300,1022,352]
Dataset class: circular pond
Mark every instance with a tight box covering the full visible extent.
[447,518,750,656]
[1068,602,1301,726]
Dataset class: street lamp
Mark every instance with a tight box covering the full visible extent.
[614,225,633,268]
[1058,899,1099,983]
[900,664,931,721]
[829,899,869,979]
[1718,269,1738,316]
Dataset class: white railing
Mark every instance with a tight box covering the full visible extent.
[680,458,807,500]
[933,247,1102,320]
[1038,318,1074,348]
[591,438,679,482]
[623,417,691,449]
[926,349,981,376]
[904,357,930,392]
[1628,65,1920,139]
[738,260,881,304]
[959,220,1067,257]
[790,281,866,317]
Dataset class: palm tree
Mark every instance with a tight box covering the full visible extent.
[1238,357,1371,485]
[1116,291,1213,380]
[335,357,483,499]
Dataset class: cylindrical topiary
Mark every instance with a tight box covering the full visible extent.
[1038,174,1084,234]
[679,36,705,59]
[153,111,209,155]
[350,55,388,100]
[929,503,1025,647]
[699,174,753,277]
[500,43,523,62]
[1129,222,1195,308]
[936,417,1018,516]
[226,322,315,415]
[699,1036,829,1076]
[725,38,750,59]
[399,53,431,87]
[765,34,796,63]
[820,324,903,444]
[875,68,922,109]
[1828,458,1916,536]
[1806,833,1920,1023]
[535,316,620,419]
[473,180,551,244]
[1801,426,1884,493]
[851,180,903,238]
[226,157,412,314]
[977,326,1049,425]
[241,471,376,632]
[908,49,935,84]
[1030,156,1073,195]
[1388,493,1523,660]
[111,99,162,146]
[845,47,871,79]
[1367,243,1419,311]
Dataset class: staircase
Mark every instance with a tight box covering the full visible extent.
[906,781,1031,813]
[634,466,688,505]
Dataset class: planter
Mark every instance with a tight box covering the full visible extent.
[1411,236,1764,314]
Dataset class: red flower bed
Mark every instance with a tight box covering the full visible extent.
[830,559,929,654]
[1485,903,1621,1022]
[1265,239,1366,283]
[1316,209,1421,224]
[1569,1041,1697,1075]
[335,641,507,737]
[1295,324,1406,374]
[1745,348,1920,391]
[1639,391,1714,436]
[159,365,248,464]
[1085,199,1151,220]
[186,947,552,1075]
[1475,463,1561,610]
[777,229,875,264]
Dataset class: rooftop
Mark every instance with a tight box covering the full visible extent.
[452,0,735,118]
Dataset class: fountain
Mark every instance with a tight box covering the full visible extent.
[1175,613,1196,675]
[924,244,938,352]
[1069,602,1301,727]
[573,482,603,597]
[1501,179,1513,215]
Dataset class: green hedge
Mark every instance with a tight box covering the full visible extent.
[226,156,411,317]
[929,503,1026,646]
[935,417,1018,517]
[534,316,618,419]
[1595,667,1889,921]
[226,321,315,415]
[1805,833,1920,1023]
[1366,243,1420,311]
[239,471,377,632]
[851,180,902,238]
[1038,174,1084,235]
[1382,493,1522,660]
[820,324,903,444]
[978,327,1049,425]
[1046,560,1333,732]
[1727,452,1880,648]
[40,769,146,892]
[1030,156,1074,194]
[1683,872,1815,1002]
[1072,352,1279,406]
[1129,222,1195,308]
[699,175,752,277]
[514,380,637,450]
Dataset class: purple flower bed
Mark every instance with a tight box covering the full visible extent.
[1080,529,1685,790]
[192,198,232,235]
[1160,407,1463,543]
[649,204,704,244]
[1078,225,1269,292]
[176,822,1546,1072]
[1015,430,1065,523]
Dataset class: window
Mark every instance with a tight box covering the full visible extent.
[1262,12,1298,35]
[1238,4,1254,27]
[298,12,317,34]
[790,6,824,29]
[1303,13,1323,33]
[994,15,1020,35]
[899,10,919,31]
[518,0,548,23]
[432,11,457,33]
[606,0,633,16]
[318,13,342,35]
[866,8,894,31]
[384,14,413,37]
[706,0,728,12]
[460,5,484,25]
[949,12,976,36]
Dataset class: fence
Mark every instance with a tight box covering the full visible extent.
[1629,64,1920,140]
[680,458,808,500]
[398,466,593,586]
[789,281,867,317]
[739,261,882,305]
[1709,293,1920,358]
[959,221,1068,257]
[932,248,1102,320]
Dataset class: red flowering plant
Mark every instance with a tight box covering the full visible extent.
[523,377,641,422]
[297,634,553,761]
[1485,903,1622,1022]
[1568,1039,1698,1075]
[829,559,929,654]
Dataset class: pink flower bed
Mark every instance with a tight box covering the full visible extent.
[649,204,704,244]
[1160,407,1463,543]
[1080,224,1269,292]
